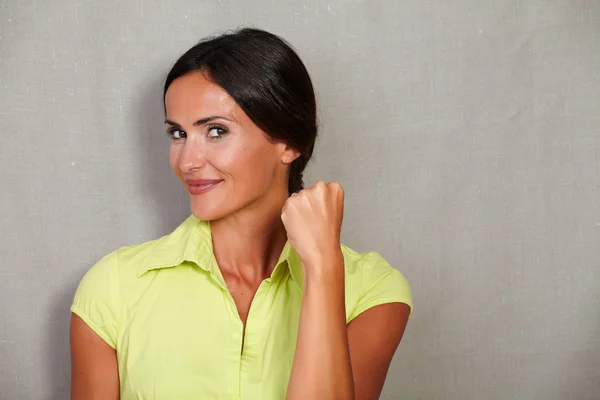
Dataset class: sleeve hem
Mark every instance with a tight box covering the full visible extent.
[70,305,117,349]
[347,297,413,323]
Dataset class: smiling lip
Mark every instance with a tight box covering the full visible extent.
[185,179,223,195]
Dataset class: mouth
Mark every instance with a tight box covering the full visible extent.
[185,179,224,195]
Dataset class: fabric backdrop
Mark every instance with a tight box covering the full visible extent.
[1,0,599,399]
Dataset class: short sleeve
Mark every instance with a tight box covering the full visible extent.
[71,251,121,349]
[348,252,413,322]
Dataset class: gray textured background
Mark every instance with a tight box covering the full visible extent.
[1,0,599,399]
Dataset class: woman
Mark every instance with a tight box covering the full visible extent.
[70,28,412,400]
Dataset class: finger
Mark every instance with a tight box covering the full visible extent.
[327,180,341,191]
[313,180,326,190]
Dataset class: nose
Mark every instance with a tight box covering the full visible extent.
[178,137,207,173]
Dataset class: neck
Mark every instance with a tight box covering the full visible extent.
[209,191,289,283]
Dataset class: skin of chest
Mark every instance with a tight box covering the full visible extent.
[222,271,263,327]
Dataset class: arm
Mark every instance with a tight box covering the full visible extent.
[287,253,354,399]
[282,180,410,399]
[70,313,120,400]
[347,302,410,399]
[286,253,410,400]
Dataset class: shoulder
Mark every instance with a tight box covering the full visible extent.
[74,237,162,304]
[340,244,413,322]
[340,244,406,283]
[70,238,163,349]
[79,215,206,284]
[341,245,391,274]
[85,237,162,279]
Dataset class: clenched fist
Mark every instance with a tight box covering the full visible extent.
[281,180,345,271]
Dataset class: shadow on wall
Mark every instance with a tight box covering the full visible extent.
[135,73,191,237]
[47,272,81,400]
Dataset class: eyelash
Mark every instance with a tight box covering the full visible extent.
[165,125,229,141]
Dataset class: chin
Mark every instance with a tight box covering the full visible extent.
[189,200,228,222]
[188,190,267,222]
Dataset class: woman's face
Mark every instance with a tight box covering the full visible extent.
[164,71,297,221]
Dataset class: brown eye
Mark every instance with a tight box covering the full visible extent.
[167,129,186,140]
[207,125,228,139]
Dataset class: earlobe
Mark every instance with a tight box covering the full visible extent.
[281,147,301,165]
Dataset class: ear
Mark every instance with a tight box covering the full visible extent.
[281,145,301,165]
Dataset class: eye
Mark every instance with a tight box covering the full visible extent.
[166,128,186,140]
[207,125,228,139]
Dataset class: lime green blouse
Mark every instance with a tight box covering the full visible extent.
[71,215,412,399]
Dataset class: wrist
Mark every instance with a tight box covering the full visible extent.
[301,249,345,285]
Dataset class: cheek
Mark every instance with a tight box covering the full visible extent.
[217,142,275,185]
[218,145,256,181]
[241,145,279,184]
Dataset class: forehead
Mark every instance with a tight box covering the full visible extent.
[164,72,238,121]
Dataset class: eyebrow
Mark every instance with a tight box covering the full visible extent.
[164,116,234,127]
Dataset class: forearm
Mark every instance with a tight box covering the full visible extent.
[287,252,355,400]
